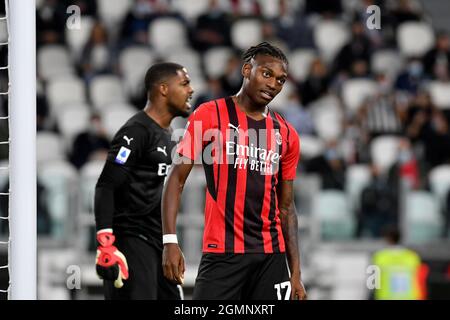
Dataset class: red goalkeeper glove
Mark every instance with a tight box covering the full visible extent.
[95,230,129,288]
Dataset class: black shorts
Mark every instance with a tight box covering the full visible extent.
[104,235,182,300]
[193,253,291,300]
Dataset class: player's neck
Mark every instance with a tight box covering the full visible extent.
[144,102,172,129]
[234,91,267,120]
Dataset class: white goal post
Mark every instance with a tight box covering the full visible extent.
[8,0,37,300]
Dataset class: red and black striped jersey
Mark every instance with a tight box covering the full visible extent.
[177,97,300,254]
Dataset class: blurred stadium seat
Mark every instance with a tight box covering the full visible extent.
[100,104,137,139]
[371,49,404,79]
[405,191,443,244]
[149,17,188,54]
[370,135,402,173]
[89,75,127,110]
[231,18,263,51]
[428,81,450,110]
[203,47,234,79]
[288,49,317,83]
[346,164,372,212]
[397,22,435,58]
[37,45,75,81]
[342,78,378,114]
[312,190,355,240]
[313,20,349,63]
[46,77,87,115]
[36,132,65,164]
[119,46,156,98]
[56,104,91,151]
[65,16,95,62]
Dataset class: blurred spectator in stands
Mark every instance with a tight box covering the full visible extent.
[194,77,226,108]
[358,74,403,139]
[350,59,372,79]
[395,138,420,189]
[300,58,330,106]
[305,140,346,190]
[333,19,372,76]
[358,163,399,238]
[81,23,114,81]
[37,93,50,132]
[304,0,342,18]
[271,0,314,50]
[395,58,424,95]
[229,0,261,18]
[423,31,450,80]
[390,0,423,30]
[192,0,231,52]
[220,53,242,96]
[69,113,110,169]
[120,0,155,46]
[406,91,450,168]
[37,0,68,47]
[261,20,288,53]
[283,91,315,135]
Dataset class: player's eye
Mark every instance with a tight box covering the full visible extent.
[262,71,270,78]
[277,78,286,85]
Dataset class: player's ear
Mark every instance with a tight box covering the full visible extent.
[242,62,252,79]
[159,83,169,97]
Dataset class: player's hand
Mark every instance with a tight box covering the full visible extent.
[290,275,307,300]
[162,243,185,285]
[95,230,129,289]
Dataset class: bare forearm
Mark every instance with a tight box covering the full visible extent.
[161,162,193,235]
[280,204,301,279]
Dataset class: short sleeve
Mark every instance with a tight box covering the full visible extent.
[176,103,213,161]
[106,124,148,167]
[281,125,300,181]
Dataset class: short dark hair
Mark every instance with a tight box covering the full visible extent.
[144,62,184,97]
[242,42,288,65]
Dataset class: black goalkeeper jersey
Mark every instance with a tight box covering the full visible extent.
[95,111,175,250]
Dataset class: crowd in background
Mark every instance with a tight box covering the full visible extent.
[0,0,449,240]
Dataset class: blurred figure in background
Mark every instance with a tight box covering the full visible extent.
[193,77,226,108]
[358,163,399,238]
[70,113,110,170]
[423,31,450,80]
[192,0,231,52]
[371,227,428,300]
[81,22,114,81]
[300,58,330,106]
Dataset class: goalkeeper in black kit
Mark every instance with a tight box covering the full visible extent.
[94,63,194,299]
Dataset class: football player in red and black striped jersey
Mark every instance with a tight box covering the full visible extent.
[162,42,307,300]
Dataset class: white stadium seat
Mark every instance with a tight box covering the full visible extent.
[298,135,325,159]
[370,135,401,173]
[342,79,378,113]
[101,104,136,139]
[314,20,350,63]
[288,49,317,83]
[171,0,210,22]
[167,48,203,79]
[119,46,156,98]
[90,75,127,110]
[371,49,404,79]
[46,76,86,113]
[231,19,263,51]
[405,191,443,244]
[428,81,450,110]
[312,190,355,240]
[345,164,372,211]
[56,104,91,151]
[38,45,75,81]
[97,0,132,26]
[429,164,450,207]
[38,160,78,240]
[36,132,65,164]
[203,47,234,78]
[149,17,188,54]
[397,22,435,58]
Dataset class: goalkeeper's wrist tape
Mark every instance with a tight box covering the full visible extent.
[163,234,178,244]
